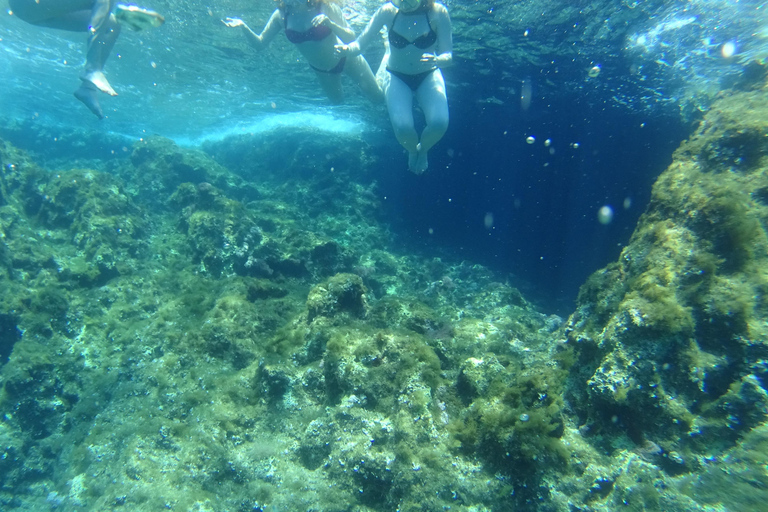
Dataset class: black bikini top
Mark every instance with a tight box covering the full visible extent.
[388,10,437,50]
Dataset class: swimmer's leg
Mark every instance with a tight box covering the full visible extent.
[386,75,420,172]
[314,71,344,105]
[82,1,121,96]
[414,69,449,173]
[344,55,383,103]
[90,0,115,33]
[375,41,391,95]
[74,80,105,119]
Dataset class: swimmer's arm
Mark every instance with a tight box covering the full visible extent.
[431,4,453,67]
[338,6,393,56]
[321,4,356,44]
[225,10,282,50]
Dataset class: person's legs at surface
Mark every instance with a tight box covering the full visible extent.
[10,0,162,118]
[11,0,121,95]
[414,70,449,173]
[83,1,165,98]
[386,75,420,172]
[8,0,119,116]
[82,0,120,96]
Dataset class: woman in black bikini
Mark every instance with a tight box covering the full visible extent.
[223,0,381,104]
[338,0,452,173]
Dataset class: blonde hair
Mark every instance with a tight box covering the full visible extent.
[392,0,436,9]
[275,0,342,10]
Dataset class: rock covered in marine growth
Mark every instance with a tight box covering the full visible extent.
[306,273,368,323]
[129,136,260,203]
[565,87,768,505]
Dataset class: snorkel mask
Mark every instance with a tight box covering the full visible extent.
[392,0,423,12]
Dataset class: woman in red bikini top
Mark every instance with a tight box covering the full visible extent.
[223,0,382,104]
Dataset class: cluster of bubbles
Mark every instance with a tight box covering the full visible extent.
[524,135,578,150]
[521,134,633,227]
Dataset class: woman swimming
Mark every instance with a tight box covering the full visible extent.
[223,0,382,104]
[338,0,452,173]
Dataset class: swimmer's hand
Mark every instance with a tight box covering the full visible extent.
[420,53,436,64]
[335,41,361,56]
[222,17,246,28]
[312,14,332,28]
[421,52,452,67]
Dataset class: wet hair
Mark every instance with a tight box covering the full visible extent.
[393,0,436,9]
[275,0,342,10]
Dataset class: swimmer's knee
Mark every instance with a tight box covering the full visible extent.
[428,114,449,135]
[390,117,414,137]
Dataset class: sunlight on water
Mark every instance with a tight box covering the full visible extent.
[172,111,367,146]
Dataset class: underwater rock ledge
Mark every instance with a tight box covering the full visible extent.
[0,132,558,511]
[564,86,768,510]
[1,85,768,510]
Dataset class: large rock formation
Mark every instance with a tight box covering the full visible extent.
[565,86,768,507]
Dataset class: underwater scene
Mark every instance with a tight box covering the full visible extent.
[1,0,768,510]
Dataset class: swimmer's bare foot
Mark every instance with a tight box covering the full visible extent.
[81,71,117,96]
[408,150,419,172]
[74,82,105,119]
[410,143,428,174]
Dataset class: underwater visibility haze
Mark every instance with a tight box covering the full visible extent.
[2,0,768,510]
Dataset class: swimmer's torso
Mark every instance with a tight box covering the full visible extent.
[280,5,342,70]
[385,5,440,75]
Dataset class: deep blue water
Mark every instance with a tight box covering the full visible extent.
[378,61,688,313]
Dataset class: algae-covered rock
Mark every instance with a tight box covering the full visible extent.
[456,356,505,400]
[11,95,768,512]
[0,313,21,364]
[170,181,275,276]
[565,88,768,508]
[129,136,260,203]
[37,168,147,281]
[306,273,368,323]
[449,347,571,483]
[170,181,358,279]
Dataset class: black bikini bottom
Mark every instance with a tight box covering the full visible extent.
[387,67,438,91]
[311,57,346,74]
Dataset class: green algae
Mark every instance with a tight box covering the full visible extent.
[3,87,768,512]
[564,86,768,510]
[687,422,768,511]
[449,349,573,480]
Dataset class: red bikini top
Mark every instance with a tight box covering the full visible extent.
[283,8,333,44]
